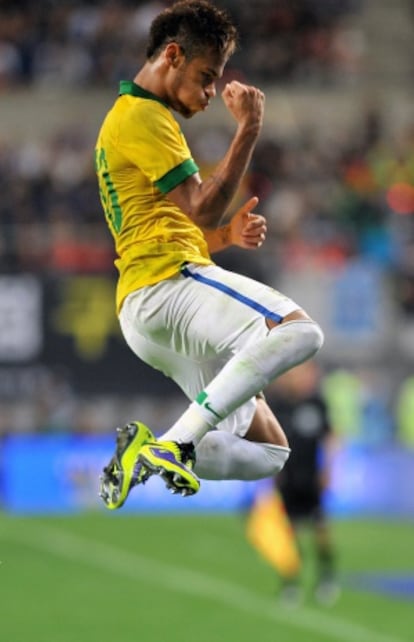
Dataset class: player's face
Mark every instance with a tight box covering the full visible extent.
[168,50,226,118]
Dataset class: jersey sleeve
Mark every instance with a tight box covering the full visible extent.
[118,101,199,193]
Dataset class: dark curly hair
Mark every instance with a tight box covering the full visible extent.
[146,0,238,61]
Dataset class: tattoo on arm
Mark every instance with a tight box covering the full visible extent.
[201,222,231,253]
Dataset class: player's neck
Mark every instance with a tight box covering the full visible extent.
[134,63,167,103]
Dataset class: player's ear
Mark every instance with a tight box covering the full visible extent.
[165,42,184,68]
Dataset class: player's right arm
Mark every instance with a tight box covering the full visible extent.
[201,196,268,253]
[167,81,264,230]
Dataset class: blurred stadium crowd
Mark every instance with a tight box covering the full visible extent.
[0,0,363,88]
[1,0,414,448]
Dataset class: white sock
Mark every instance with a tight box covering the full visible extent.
[194,431,291,480]
[160,320,323,445]
[160,404,213,446]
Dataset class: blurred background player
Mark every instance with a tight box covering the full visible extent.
[264,360,340,606]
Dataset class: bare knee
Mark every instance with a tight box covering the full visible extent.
[244,397,289,448]
[266,309,324,359]
[266,307,311,330]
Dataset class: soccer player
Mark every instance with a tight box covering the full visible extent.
[266,361,340,605]
[95,0,324,509]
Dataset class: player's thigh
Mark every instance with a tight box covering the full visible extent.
[180,263,300,353]
[120,265,299,358]
[120,290,259,436]
[119,296,226,395]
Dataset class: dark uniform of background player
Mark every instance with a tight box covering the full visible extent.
[265,360,340,605]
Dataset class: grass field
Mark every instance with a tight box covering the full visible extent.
[0,513,413,642]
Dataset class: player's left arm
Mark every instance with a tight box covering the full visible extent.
[201,196,267,254]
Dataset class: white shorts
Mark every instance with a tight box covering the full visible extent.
[119,263,299,436]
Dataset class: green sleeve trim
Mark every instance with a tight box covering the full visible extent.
[155,158,199,194]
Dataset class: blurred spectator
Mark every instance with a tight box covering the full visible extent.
[322,368,364,442]
[323,366,395,446]
[395,375,414,448]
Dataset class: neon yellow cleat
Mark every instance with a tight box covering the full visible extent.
[138,441,200,497]
[99,421,155,509]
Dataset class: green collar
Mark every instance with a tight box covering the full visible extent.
[119,80,169,108]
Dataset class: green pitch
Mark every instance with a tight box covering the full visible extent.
[0,513,413,642]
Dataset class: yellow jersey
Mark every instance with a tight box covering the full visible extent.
[95,80,213,313]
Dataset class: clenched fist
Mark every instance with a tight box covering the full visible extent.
[222,80,265,133]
